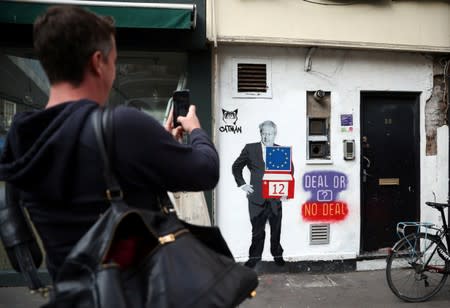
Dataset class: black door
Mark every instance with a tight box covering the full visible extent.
[361,92,420,253]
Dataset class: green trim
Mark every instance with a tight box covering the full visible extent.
[0,2,194,29]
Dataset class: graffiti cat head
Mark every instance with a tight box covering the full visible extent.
[222,109,238,125]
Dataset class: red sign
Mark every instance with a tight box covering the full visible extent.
[301,201,348,222]
[262,173,295,199]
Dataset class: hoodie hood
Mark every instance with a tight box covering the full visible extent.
[0,100,98,201]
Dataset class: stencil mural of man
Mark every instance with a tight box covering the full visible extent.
[232,120,291,268]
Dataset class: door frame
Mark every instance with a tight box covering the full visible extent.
[359,91,421,254]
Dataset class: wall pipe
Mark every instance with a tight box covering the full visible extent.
[446,59,450,204]
[210,0,219,222]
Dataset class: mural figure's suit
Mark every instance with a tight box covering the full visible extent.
[232,142,285,266]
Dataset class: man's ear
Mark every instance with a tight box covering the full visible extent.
[89,51,104,76]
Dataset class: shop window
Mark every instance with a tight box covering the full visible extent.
[232,58,272,98]
[307,91,331,160]
[0,52,49,137]
[110,52,187,124]
[0,50,188,127]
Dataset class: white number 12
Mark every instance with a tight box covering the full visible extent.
[270,182,288,196]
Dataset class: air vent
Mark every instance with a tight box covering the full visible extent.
[310,224,330,245]
[237,63,267,93]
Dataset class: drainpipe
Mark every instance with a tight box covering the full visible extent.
[446,60,450,203]
[304,47,316,72]
[211,0,219,223]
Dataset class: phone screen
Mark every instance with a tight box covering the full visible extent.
[172,90,190,127]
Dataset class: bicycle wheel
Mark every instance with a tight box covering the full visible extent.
[386,232,449,302]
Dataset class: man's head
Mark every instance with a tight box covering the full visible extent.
[33,6,116,92]
[259,120,277,146]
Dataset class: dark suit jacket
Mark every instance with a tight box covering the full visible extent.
[233,142,296,221]
[232,142,267,206]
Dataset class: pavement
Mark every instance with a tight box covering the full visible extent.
[1,269,450,307]
[241,270,450,308]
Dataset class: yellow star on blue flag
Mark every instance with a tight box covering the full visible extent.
[265,146,291,171]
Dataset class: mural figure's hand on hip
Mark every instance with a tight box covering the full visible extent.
[240,184,254,195]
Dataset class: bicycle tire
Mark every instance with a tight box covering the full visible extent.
[386,232,449,302]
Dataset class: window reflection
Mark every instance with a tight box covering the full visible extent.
[0,50,188,146]
[110,52,187,123]
[0,52,49,152]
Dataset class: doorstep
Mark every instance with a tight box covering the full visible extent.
[248,249,392,275]
[249,259,356,275]
[355,248,390,271]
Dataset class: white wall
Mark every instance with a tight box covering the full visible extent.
[422,125,449,227]
[214,45,441,262]
[207,0,450,53]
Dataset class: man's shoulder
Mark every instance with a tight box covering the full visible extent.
[108,105,171,144]
[112,105,160,128]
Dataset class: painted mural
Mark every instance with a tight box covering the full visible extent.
[215,46,436,263]
[301,171,349,222]
[231,120,294,268]
[219,108,242,134]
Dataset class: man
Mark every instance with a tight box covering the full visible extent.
[232,120,289,268]
[0,6,219,279]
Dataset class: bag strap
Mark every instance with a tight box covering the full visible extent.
[0,183,48,296]
[91,107,123,201]
[91,107,175,213]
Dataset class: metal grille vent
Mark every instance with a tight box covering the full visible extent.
[237,63,267,93]
[310,224,330,245]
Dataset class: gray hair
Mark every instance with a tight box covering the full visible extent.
[259,120,277,134]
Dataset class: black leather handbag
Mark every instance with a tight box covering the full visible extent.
[43,107,258,308]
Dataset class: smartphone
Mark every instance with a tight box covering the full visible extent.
[172,89,190,127]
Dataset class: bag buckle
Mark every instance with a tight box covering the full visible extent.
[158,234,176,245]
[30,286,50,298]
[162,206,176,215]
[106,189,123,201]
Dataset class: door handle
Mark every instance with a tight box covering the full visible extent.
[363,156,371,168]
[362,169,372,183]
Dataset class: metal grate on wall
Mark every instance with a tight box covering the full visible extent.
[237,63,267,93]
[310,224,330,245]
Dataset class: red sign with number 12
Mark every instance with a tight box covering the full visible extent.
[262,175,295,199]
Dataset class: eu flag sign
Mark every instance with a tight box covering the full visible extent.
[265,146,291,171]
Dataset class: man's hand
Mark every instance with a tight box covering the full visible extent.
[164,106,184,142]
[165,105,201,141]
[240,184,254,195]
[178,105,201,133]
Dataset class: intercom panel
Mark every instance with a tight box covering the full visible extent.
[343,139,355,160]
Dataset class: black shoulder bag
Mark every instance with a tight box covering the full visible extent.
[43,107,258,308]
